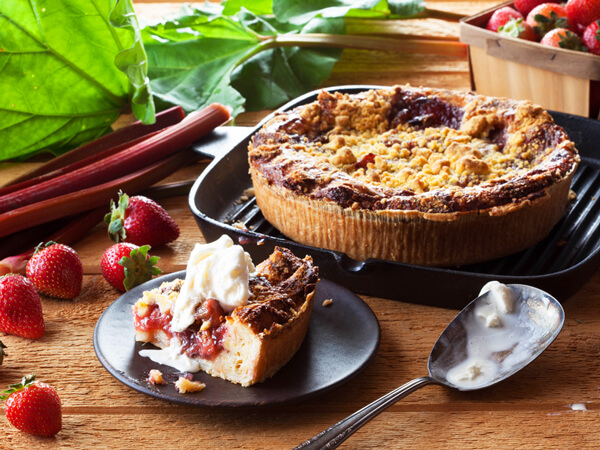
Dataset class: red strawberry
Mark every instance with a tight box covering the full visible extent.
[1,374,61,437]
[101,243,162,292]
[566,0,600,28]
[105,191,179,248]
[26,242,83,300]
[486,6,523,32]
[515,0,560,17]
[498,17,537,40]
[582,19,600,54]
[0,274,44,339]
[540,27,587,49]
[527,3,572,38]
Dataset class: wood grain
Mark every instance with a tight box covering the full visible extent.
[1,1,600,448]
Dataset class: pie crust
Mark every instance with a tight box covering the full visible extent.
[132,247,319,387]
[248,85,580,267]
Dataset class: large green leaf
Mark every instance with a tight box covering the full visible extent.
[231,17,344,111]
[0,0,154,161]
[272,0,425,24]
[141,5,259,116]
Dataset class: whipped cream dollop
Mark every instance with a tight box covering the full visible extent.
[171,235,255,332]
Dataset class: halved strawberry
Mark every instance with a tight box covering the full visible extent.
[0,274,44,339]
[1,374,62,437]
[26,242,83,300]
[100,243,162,292]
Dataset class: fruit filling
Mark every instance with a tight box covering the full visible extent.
[133,298,226,360]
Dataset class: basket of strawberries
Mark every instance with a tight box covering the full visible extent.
[460,0,600,118]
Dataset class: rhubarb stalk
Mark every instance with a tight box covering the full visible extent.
[0,149,197,240]
[0,103,230,215]
[6,106,186,186]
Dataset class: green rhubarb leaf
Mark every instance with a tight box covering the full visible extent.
[141,4,257,116]
[387,0,426,17]
[273,0,384,24]
[222,0,273,16]
[0,0,154,161]
[231,16,344,110]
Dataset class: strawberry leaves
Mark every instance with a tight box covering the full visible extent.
[0,374,37,400]
[121,245,162,292]
[101,243,162,292]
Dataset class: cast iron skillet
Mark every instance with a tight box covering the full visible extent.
[188,85,600,309]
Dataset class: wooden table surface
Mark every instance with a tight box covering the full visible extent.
[1,1,599,448]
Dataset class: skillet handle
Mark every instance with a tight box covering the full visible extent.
[190,126,254,160]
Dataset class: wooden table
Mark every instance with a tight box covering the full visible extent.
[1,1,599,448]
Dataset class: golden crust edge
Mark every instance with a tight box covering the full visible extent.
[250,168,574,267]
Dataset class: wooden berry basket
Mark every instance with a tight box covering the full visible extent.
[459,1,600,119]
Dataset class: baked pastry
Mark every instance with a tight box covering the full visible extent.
[248,85,580,267]
[132,239,319,387]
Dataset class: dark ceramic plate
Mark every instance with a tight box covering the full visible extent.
[93,272,380,407]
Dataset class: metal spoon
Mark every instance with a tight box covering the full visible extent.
[294,283,564,449]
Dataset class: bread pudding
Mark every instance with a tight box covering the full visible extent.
[132,236,319,387]
[248,85,580,267]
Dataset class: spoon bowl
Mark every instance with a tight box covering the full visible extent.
[295,282,564,449]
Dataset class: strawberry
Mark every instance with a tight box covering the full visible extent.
[26,242,83,300]
[105,191,179,248]
[566,0,600,28]
[0,274,44,339]
[582,19,600,54]
[498,17,537,40]
[527,3,572,38]
[1,374,61,437]
[540,27,587,49]
[101,243,162,292]
[486,6,523,32]
[515,0,560,17]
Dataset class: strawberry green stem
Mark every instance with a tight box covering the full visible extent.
[0,374,35,400]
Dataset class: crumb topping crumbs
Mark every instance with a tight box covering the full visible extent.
[175,377,206,394]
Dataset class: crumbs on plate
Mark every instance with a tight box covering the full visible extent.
[175,377,206,394]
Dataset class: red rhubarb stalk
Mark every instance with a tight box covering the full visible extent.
[0,149,197,240]
[6,106,186,186]
[0,103,230,214]
[0,131,162,197]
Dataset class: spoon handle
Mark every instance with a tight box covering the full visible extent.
[294,376,436,449]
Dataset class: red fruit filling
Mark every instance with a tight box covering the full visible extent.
[133,298,227,360]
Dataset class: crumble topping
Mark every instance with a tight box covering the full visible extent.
[175,377,206,394]
[147,369,167,385]
[249,86,579,214]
